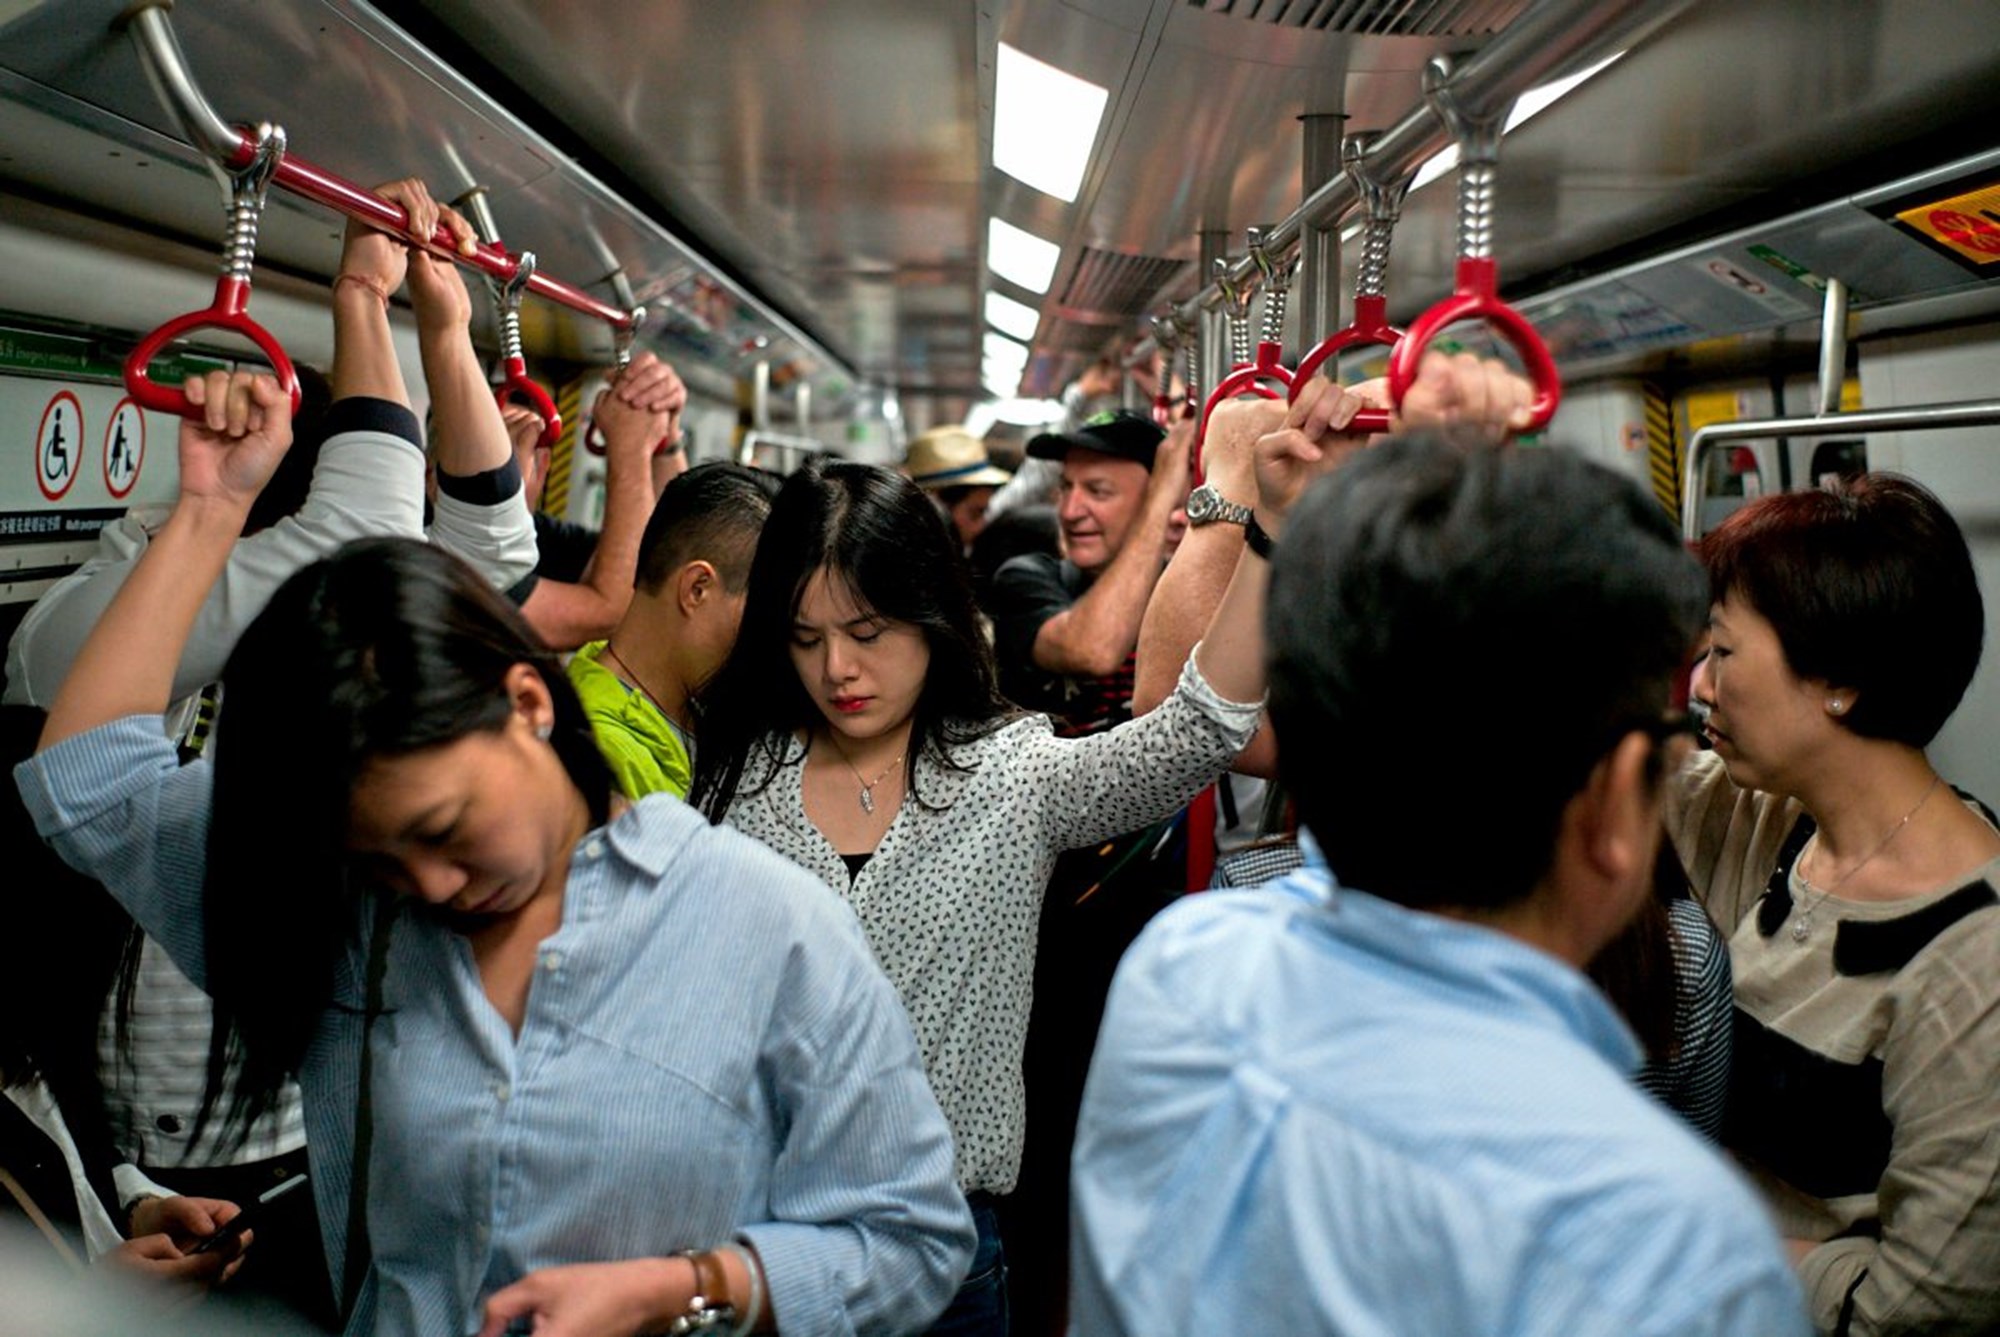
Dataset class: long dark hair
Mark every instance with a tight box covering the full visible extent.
[196,537,612,1144]
[690,458,1012,822]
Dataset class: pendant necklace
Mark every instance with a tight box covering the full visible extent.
[1790,773,1942,942]
[601,643,694,750]
[826,736,904,814]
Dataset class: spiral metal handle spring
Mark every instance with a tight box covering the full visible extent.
[220,123,285,283]
[1259,255,1296,349]
[1456,159,1498,262]
[497,251,537,364]
[1214,257,1255,368]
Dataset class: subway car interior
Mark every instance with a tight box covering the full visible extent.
[4,0,2000,1332]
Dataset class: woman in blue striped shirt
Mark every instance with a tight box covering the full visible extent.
[17,371,973,1335]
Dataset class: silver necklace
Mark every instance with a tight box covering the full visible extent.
[1790,774,1942,942]
[825,737,905,814]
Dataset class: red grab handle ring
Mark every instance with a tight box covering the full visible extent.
[1289,294,1404,435]
[122,277,303,420]
[1386,257,1560,432]
[494,355,562,452]
[1193,342,1293,485]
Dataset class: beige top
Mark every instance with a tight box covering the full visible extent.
[1666,750,2000,1336]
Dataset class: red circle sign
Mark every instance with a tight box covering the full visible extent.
[36,390,83,502]
[102,396,147,499]
[1930,209,2000,256]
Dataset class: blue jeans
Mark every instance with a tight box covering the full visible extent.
[925,1198,1008,1337]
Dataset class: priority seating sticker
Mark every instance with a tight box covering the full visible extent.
[36,389,82,502]
[1896,183,2000,267]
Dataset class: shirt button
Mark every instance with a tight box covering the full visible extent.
[541,951,562,972]
[492,1082,510,1103]
[582,838,605,861]
[155,1114,184,1135]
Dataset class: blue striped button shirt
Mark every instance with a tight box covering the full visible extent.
[1069,842,1811,1337]
[18,717,973,1335]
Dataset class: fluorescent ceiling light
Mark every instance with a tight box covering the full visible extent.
[1505,51,1625,133]
[992,396,1066,427]
[994,43,1109,203]
[1404,52,1625,198]
[984,331,1030,371]
[988,217,1062,294]
[985,290,1042,342]
[983,365,1022,398]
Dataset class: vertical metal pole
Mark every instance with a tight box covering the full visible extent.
[1295,112,1347,354]
[1198,229,1232,401]
[1816,278,1850,418]
[795,380,812,433]
[752,360,772,432]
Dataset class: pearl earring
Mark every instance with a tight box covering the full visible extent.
[536,722,554,741]
[1827,699,1846,715]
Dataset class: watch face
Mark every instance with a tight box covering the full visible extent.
[1186,485,1220,523]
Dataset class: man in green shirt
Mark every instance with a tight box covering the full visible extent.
[568,462,780,798]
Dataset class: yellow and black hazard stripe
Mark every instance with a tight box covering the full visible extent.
[1643,380,1680,522]
[546,375,586,520]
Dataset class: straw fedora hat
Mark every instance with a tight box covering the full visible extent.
[905,426,1012,489]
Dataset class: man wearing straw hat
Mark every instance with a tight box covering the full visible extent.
[903,425,1013,554]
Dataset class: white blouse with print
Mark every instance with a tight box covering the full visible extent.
[724,651,1262,1193]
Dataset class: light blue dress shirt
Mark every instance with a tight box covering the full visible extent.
[18,716,973,1336]
[1069,844,1810,1337]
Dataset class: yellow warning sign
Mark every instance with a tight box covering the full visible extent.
[1897,183,2000,266]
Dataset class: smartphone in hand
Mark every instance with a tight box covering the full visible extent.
[190,1172,309,1255]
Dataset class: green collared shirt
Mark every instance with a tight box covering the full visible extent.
[567,641,693,800]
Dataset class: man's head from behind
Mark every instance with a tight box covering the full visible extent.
[1028,410,1165,576]
[632,462,782,682]
[1268,434,1705,958]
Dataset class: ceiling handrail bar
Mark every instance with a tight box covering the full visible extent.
[1194,229,1297,483]
[1164,0,1698,329]
[1678,400,2000,544]
[121,2,635,335]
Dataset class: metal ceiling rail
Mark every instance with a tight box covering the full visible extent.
[1678,401,2000,543]
[122,2,635,333]
[1167,0,1698,327]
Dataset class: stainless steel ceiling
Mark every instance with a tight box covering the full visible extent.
[1,0,1998,428]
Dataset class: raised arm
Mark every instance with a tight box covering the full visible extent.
[40,374,293,749]
[1028,420,1191,678]
[518,356,678,650]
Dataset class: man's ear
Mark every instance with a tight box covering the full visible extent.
[675,561,718,618]
[1582,731,1657,885]
[1542,731,1659,962]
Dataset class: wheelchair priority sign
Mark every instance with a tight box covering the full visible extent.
[36,389,82,501]
[103,397,146,498]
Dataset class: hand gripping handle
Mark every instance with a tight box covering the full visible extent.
[122,276,303,418]
[495,354,562,453]
[1385,257,1561,431]
[1192,342,1290,486]
[1288,294,1404,434]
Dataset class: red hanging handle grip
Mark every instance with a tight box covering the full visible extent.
[1386,257,1560,432]
[495,355,561,452]
[1289,293,1404,434]
[1192,342,1293,485]
[122,276,303,419]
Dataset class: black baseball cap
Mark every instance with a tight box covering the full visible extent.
[1026,409,1165,470]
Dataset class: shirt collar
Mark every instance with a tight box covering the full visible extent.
[599,793,707,882]
[1297,833,1642,1073]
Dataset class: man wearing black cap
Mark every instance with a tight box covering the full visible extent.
[989,409,1191,737]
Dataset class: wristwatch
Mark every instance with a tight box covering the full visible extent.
[1185,483,1254,529]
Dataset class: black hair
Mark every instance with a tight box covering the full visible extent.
[634,462,782,596]
[1698,473,1983,747]
[196,537,612,1144]
[969,503,1060,611]
[242,364,333,537]
[690,458,1012,821]
[1267,433,1706,912]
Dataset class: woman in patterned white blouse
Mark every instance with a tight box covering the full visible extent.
[690,386,1345,1334]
